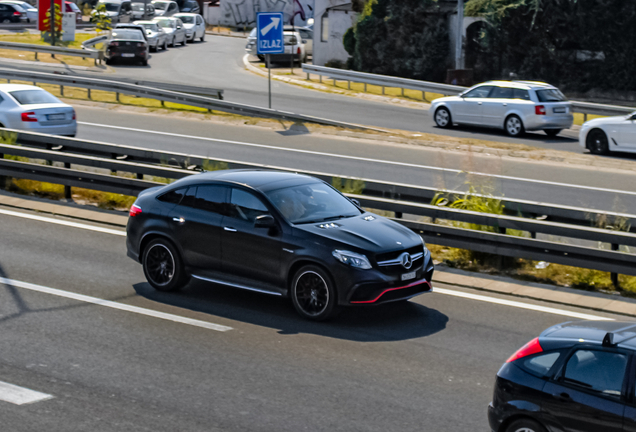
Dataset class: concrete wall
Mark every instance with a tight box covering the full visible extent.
[215,0,314,27]
[448,15,484,69]
[312,0,357,66]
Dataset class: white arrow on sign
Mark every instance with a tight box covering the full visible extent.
[260,17,280,36]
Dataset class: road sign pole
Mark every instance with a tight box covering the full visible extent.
[267,54,271,109]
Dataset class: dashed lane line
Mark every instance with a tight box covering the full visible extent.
[0,381,54,405]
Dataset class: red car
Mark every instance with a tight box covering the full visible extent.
[64,1,82,23]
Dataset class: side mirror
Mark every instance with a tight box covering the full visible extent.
[254,214,276,228]
[177,25,181,29]
[350,198,361,207]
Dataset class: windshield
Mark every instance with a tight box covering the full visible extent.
[10,89,61,105]
[132,3,144,10]
[112,29,144,40]
[176,15,194,23]
[153,1,168,9]
[99,2,120,11]
[536,88,567,102]
[284,34,299,45]
[266,182,362,224]
[140,23,158,31]
[155,18,172,27]
[249,28,257,37]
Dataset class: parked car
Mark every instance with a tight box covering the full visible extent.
[489,320,636,432]
[178,0,198,13]
[126,170,434,321]
[151,0,177,16]
[114,22,148,41]
[0,1,35,22]
[134,20,167,51]
[105,28,148,65]
[92,0,132,24]
[283,25,312,56]
[579,110,636,155]
[0,3,26,23]
[245,27,263,61]
[0,84,76,136]
[173,12,204,42]
[131,1,154,20]
[268,31,306,65]
[152,16,185,46]
[64,1,82,22]
[431,81,574,137]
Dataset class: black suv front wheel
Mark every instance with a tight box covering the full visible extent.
[291,265,337,321]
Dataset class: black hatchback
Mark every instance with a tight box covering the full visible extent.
[489,320,636,432]
[126,170,434,320]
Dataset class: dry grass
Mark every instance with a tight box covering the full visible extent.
[0,33,104,68]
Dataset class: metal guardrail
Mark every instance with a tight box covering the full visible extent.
[0,41,104,65]
[0,68,381,130]
[302,64,636,118]
[0,129,635,280]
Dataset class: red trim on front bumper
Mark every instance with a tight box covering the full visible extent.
[350,279,432,304]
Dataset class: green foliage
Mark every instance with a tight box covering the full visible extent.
[464,0,636,92]
[201,160,229,172]
[93,3,112,33]
[40,3,66,46]
[432,185,505,233]
[0,130,18,145]
[348,0,450,82]
[331,177,365,195]
[343,27,356,56]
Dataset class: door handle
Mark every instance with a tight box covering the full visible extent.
[172,217,185,223]
[553,392,571,402]
[224,227,237,232]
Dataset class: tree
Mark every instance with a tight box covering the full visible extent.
[92,3,112,33]
[41,3,64,46]
[347,0,450,82]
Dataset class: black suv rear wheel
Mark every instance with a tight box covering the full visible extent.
[142,238,188,292]
[505,419,547,432]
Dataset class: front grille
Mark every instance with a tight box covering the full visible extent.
[375,245,422,263]
[375,245,424,275]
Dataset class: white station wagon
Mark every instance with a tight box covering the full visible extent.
[431,81,574,137]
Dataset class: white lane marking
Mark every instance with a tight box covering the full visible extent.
[78,121,636,197]
[0,208,126,237]
[0,381,53,405]
[434,287,614,321]
[0,277,233,332]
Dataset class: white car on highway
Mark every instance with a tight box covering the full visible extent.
[0,84,76,136]
[431,81,574,137]
[579,110,636,155]
[173,12,205,42]
[153,16,186,46]
[134,20,168,51]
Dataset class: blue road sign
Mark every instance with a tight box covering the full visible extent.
[257,12,284,55]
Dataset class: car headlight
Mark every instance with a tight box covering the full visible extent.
[421,237,430,258]
[332,250,372,270]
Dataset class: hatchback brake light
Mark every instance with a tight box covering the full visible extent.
[13,11,21,16]
[129,204,142,217]
[72,110,76,120]
[535,105,546,115]
[297,47,301,55]
[506,337,543,363]
[21,112,37,122]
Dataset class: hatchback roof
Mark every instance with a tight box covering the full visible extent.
[542,320,636,349]
[480,80,556,90]
[0,84,41,92]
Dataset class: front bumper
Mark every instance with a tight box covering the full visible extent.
[487,402,502,432]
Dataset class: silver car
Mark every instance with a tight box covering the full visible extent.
[134,20,167,51]
[153,16,186,46]
[431,81,574,137]
[0,84,76,137]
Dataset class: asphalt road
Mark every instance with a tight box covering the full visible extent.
[0,209,622,431]
[74,106,636,214]
[90,35,588,151]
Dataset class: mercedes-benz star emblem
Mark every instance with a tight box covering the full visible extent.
[399,252,413,270]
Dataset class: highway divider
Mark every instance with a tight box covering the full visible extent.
[0,41,104,66]
[0,129,634,282]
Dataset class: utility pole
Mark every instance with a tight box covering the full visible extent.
[455,0,464,70]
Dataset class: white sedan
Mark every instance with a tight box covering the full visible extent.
[173,13,205,42]
[0,84,76,137]
[579,111,636,155]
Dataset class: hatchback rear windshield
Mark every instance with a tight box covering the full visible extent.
[99,2,120,11]
[132,3,145,10]
[112,30,144,40]
[10,89,60,105]
[177,15,194,23]
[153,1,168,8]
[155,19,172,27]
[140,23,158,31]
[536,88,567,102]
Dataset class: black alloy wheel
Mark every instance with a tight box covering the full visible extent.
[505,115,525,137]
[505,419,547,432]
[142,238,187,292]
[587,128,609,155]
[291,265,337,321]
[434,107,452,128]
[544,129,561,137]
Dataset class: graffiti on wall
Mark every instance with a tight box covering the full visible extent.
[222,0,314,26]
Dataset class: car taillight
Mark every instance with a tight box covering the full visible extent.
[506,337,543,363]
[72,110,76,120]
[109,41,119,46]
[297,47,301,55]
[535,105,546,115]
[129,204,142,217]
[13,11,21,16]
[137,42,144,47]
[21,112,37,122]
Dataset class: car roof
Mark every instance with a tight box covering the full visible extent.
[0,84,42,92]
[134,20,156,24]
[169,170,321,192]
[174,12,196,15]
[478,80,557,90]
[541,320,636,349]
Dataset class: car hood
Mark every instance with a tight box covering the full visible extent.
[182,23,194,29]
[161,27,174,33]
[433,95,462,105]
[294,214,421,254]
[583,115,631,127]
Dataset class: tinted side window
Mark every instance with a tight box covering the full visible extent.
[489,87,514,99]
[180,186,196,208]
[521,352,561,377]
[463,86,493,98]
[513,89,530,100]
[193,185,227,214]
[563,350,627,396]
[157,187,186,204]
[228,189,269,222]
